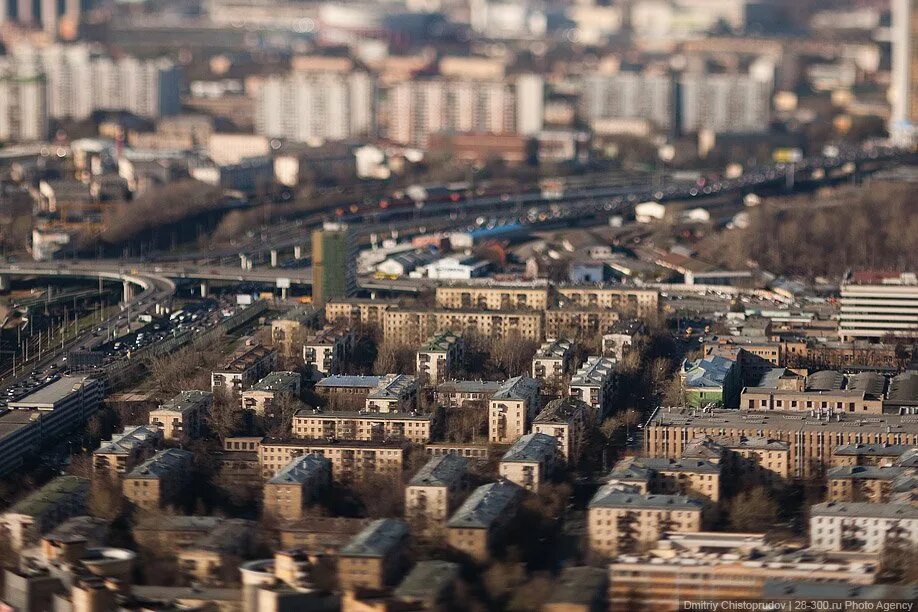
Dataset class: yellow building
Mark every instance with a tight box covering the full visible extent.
[258,438,407,482]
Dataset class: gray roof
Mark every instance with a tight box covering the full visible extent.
[447,480,522,529]
[887,371,918,405]
[833,443,914,457]
[367,374,417,401]
[294,408,433,422]
[125,448,193,480]
[437,380,503,394]
[826,465,906,481]
[805,370,846,391]
[8,476,90,516]
[589,483,704,510]
[634,457,721,474]
[94,425,159,456]
[534,337,572,359]
[339,518,409,558]
[251,371,300,392]
[267,454,330,485]
[501,433,557,463]
[315,375,382,389]
[420,331,461,352]
[409,453,468,487]
[156,390,212,413]
[394,560,460,602]
[810,501,918,519]
[9,376,99,409]
[492,376,539,401]
[680,356,735,389]
[571,356,616,387]
[534,397,589,424]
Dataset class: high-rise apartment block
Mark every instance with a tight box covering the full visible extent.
[311,222,357,305]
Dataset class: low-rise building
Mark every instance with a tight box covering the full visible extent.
[366,374,418,413]
[569,356,616,420]
[499,432,557,491]
[277,516,373,551]
[0,476,90,550]
[543,566,608,612]
[645,407,918,479]
[258,438,407,482]
[587,483,703,557]
[291,407,439,444]
[315,375,382,410]
[263,454,332,520]
[544,307,621,339]
[679,355,741,408]
[531,337,574,383]
[383,308,543,345]
[148,390,211,441]
[93,425,160,477]
[555,286,659,317]
[489,376,540,444]
[683,435,791,483]
[416,331,463,385]
[602,320,646,360]
[337,518,410,590]
[826,465,909,504]
[831,443,917,468]
[741,387,884,415]
[324,297,398,329]
[241,371,301,415]
[391,560,462,610]
[532,397,589,463]
[446,480,523,561]
[211,343,278,396]
[270,305,319,356]
[122,448,194,511]
[810,502,918,553]
[425,443,492,464]
[607,457,721,502]
[177,519,256,586]
[303,326,353,377]
[434,285,551,311]
[405,453,469,531]
[436,380,502,408]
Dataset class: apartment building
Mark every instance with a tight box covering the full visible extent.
[211,343,278,396]
[425,443,492,464]
[556,286,659,318]
[569,356,616,420]
[587,483,704,557]
[810,502,918,553]
[405,454,469,531]
[531,337,574,383]
[609,536,878,611]
[607,457,721,502]
[270,305,319,356]
[324,298,398,328]
[337,519,410,590]
[122,448,194,511]
[258,438,407,481]
[446,480,523,562]
[532,397,589,463]
[0,476,90,550]
[262,454,332,521]
[241,371,301,415]
[543,566,608,612]
[148,390,211,441]
[602,319,646,360]
[366,374,418,413]
[826,465,910,503]
[303,326,354,377]
[434,285,551,311]
[683,435,791,483]
[315,375,383,409]
[176,519,255,586]
[383,308,543,345]
[435,380,503,408]
[291,407,439,444]
[646,406,918,478]
[679,354,741,408]
[133,515,225,554]
[831,443,917,468]
[312,222,357,306]
[838,273,918,341]
[93,425,160,478]
[741,384,885,415]
[498,432,557,491]
[489,376,540,444]
[277,516,373,551]
[545,307,622,339]
[416,331,463,385]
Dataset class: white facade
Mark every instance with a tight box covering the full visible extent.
[256,70,374,143]
[0,73,47,142]
[838,277,918,341]
[810,502,918,553]
[582,72,673,131]
[890,0,916,144]
[680,72,773,134]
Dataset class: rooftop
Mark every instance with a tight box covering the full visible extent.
[315,375,381,389]
[7,476,89,517]
[267,454,330,485]
[501,432,557,463]
[94,424,159,456]
[215,344,275,373]
[250,371,301,392]
[306,325,351,346]
[826,465,906,481]
[294,408,433,421]
[680,355,735,389]
[155,390,212,413]
[811,501,918,519]
[437,380,503,394]
[534,397,589,424]
[394,560,460,602]
[571,356,616,387]
[589,483,704,511]
[367,374,417,401]
[9,376,99,409]
[408,453,468,488]
[545,566,607,606]
[420,330,462,353]
[261,437,408,450]
[492,376,539,401]
[534,337,573,359]
[763,581,917,601]
[833,442,915,457]
[339,518,409,558]
[125,448,193,480]
[447,480,522,529]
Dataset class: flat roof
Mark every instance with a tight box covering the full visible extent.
[649,407,918,435]
[250,371,300,392]
[156,390,212,413]
[9,376,98,409]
